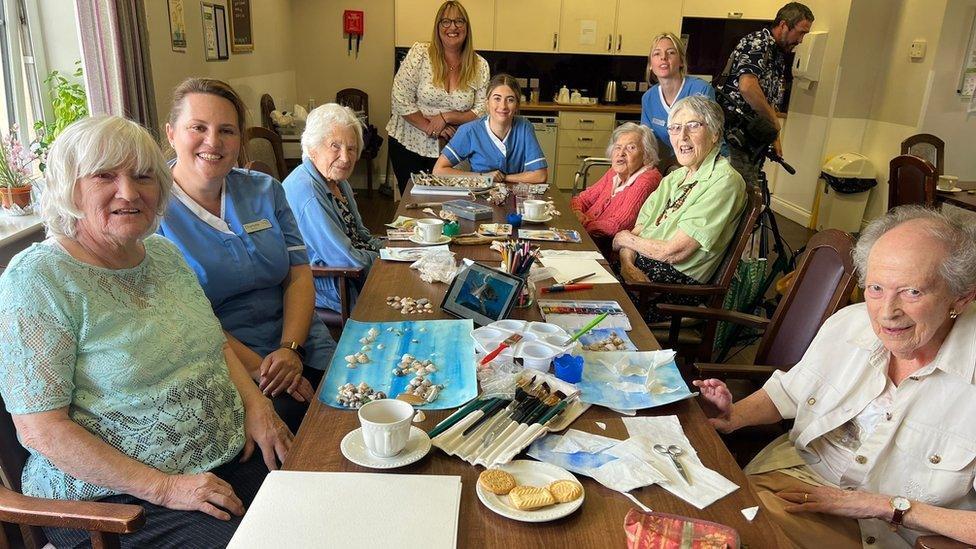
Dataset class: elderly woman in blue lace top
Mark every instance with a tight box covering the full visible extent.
[0,116,290,548]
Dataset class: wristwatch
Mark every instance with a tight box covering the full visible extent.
[279,341,307,361]
[890,496,911,526]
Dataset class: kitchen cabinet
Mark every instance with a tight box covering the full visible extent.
[613,1,683,57]
[681,0,780,20]
[494,0,561,53]
[394,0,495,49]
[557,0,618,54]
[554,111,616,190]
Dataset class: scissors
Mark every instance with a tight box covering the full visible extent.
[653,444,692,485]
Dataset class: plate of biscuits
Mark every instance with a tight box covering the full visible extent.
[476,460,584,522]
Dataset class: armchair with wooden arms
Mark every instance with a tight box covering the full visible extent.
[621,185,764,366]
[888,154,938,210]
[241,126,288,182]
[901,133,945,176]
[0,398,144,549]
[311,265,365,339]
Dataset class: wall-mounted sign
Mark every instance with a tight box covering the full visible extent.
[167,0,186,52]
[230,0,253,53]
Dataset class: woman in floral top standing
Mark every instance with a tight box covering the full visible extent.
[386,0,490,194]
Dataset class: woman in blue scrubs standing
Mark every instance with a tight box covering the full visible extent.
[432,74,548,184]
[159,78,335,431]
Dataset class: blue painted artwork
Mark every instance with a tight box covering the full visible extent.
[575,351,695,410]
[526,433,619,474]
[577,328,637,351]
[319,319,477,410]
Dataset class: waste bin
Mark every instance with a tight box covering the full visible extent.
[815,153,877,233]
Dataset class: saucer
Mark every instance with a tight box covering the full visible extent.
[408,234,452,245]
[937,187,962,193]
[340,426,431,469]
[521,214,553,223]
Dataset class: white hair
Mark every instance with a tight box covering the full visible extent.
[669,95,725,141]
[41,115,173,238]
[300,103,365,159]
[606,122,659,166]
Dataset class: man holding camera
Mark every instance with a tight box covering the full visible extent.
[716,2,814,187]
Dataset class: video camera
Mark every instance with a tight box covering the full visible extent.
[716,88,795,174]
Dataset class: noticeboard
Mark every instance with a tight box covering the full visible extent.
[230,0,253,52]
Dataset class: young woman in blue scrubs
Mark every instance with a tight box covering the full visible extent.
[640,32,719,165]
[433,74,548,184]
[159,78,335,431]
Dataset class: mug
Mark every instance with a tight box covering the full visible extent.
[523,199,547,220]
[358,399,414,458]
[414,218,444,243]
[938,175,958,191]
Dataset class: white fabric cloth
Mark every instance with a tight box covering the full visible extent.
[386,42,490,158]
[747,302,976,549]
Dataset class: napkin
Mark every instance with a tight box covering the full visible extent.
[552,429,619,454]
[621,416,739,509]
[589,454,667,492]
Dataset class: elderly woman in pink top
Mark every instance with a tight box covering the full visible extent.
[570,123,661,252]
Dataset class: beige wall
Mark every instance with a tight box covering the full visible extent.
[290,0,396,188]
[145,0,297,137]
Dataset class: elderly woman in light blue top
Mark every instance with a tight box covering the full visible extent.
[282,103,382,313]
[0,115,290,547]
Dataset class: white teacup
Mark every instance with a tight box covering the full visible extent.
[414,218,444,243]
[938,175,958,191]
[523,199,547,220]
[358,399,414,458]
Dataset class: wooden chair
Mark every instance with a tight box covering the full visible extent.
[311,265,365,339]
[335,88,380,195]
[901,133,944,176]
[660,228,857,382]
[621,185,764,366]
[244,160,276,179]
[888,154,938,210]
[0,398,145,548]
[241,126,288,181]
[259,94,276,131]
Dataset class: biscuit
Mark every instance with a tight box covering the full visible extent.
[508,485,556,510]
[548,480,583,503]
[478,469,517,495]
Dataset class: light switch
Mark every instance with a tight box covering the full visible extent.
[638,82,649,92]
[622,81,637,92]
[910,40,926,60]
[516,77,528,88]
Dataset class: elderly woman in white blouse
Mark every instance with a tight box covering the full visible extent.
[386,0,490,194]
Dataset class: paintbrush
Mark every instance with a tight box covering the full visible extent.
[460,397,509,437]
[562,312,610,345]
[480,333,523,365]
[481,376,536,448]
[428,397,494,438]
[404,201,442,209]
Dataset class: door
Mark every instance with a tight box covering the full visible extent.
[495,0,561,53]
[558,0,618,54]
[614,1,683,57]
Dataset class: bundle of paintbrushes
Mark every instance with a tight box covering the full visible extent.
[497,240,540,308]
[428,373,582,468]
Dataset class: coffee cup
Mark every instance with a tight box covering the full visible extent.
[414,218,444,243]
[523,199,547,220]
[358,399,414,458]
[938,175,958,191]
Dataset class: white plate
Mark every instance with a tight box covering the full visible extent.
[476,460,584,522]
[409,234,452,245]
[521,214,553,223]
[937,187,962,193]
[340,426,431,469]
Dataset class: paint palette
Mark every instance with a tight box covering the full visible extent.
[471,320,577,371]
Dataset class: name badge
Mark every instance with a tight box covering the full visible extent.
[243,219,273,233]
[652,117,666,127]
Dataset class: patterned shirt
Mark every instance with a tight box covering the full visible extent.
[716,28,788,117]
[386,42,490,158]
[0,236,245,501]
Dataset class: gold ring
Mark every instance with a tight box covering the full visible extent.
[803,493,809,503]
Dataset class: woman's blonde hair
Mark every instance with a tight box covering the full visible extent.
[646,32,688,84]
[429,1,479,90]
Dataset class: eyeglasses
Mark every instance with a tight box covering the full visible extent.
[611,143,641,154]
[666,120,705,135]
[439,18,467,28]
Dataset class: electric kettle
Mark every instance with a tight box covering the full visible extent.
[602,81,619,104]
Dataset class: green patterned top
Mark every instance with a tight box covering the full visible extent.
[634,147,746,282]
[0,235,245,501]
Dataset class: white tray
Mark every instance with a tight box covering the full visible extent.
[472,320,578,369]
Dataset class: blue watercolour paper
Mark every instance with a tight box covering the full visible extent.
[526,432,621,475]
[319,319,477,410]
[576,351,695,410]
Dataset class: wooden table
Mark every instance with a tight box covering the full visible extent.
[937,180,976,212]
[285,186,789,547]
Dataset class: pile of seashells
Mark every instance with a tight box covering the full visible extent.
[582,332,630,351]
[386,296,435,315]
[344,327,382,368]
[335,382,386,408]
[392,353,443,404]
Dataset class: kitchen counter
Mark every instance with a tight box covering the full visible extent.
[521,101,641,114]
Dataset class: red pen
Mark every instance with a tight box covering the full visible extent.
[541,283,594,293]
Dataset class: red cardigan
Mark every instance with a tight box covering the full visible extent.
[570,167,662,237]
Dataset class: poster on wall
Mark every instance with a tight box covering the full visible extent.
[201,3,218,60]
[167,0,186,52]
[214,4,230,60]
[230,0,253,53]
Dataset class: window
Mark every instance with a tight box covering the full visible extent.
[0,0,48,144]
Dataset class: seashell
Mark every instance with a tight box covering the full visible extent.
[413,410,426,422]
[359,337,370,345]
[360,345,371,352]
[345,354,357,363]
[356,353,369,364]
[376,343,385,350]
[425,365,437,373]
[368,327,380,338]
[424,386,441,402]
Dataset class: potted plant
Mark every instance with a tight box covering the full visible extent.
[0,126,37,211]
[33,63,88,171]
